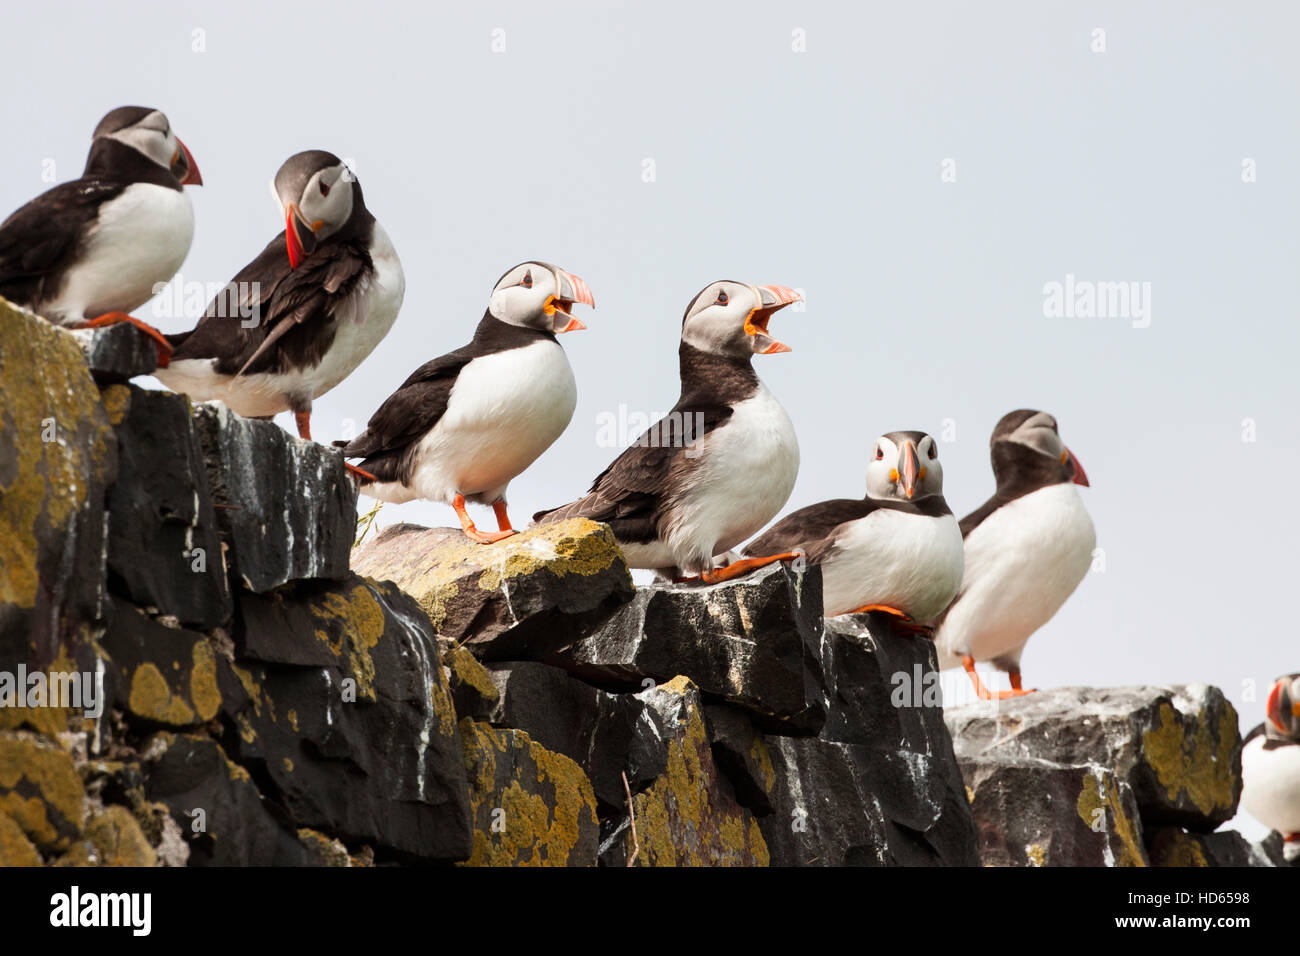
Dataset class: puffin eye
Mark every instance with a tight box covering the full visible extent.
[522,273,533,288]
[319,180,330,197]
[716,291,728,305]
[874,446,884,461]
[928,443,937,460]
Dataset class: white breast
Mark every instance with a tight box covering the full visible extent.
[298,222,405,400]
[823,509,964,620]
[369,339,577,506]
[47,183,194,322]
[1241,736,1300,835]
[659,383,800,573]
[936,482,1095,668]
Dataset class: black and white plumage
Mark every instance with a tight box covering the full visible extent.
[934,409,1094,697]
[155,150,403,442]
[0,106,200,346]
[1242,673,1300,860]
[746,431,963,622]
[535,280,802,581]
[338,261,593,543]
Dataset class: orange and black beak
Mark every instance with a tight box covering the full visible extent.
[897,439,920,499]
[170,137,202,186]
[1266,677,1300,735]
[544,270,595,333]
[1267,679,1286,733]
[283,203,324,270]
[746,285,801,355]
[1064,447,1089,486]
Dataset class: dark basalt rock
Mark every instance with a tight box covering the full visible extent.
[142,732,309,866]
[699,614,979,866]
[224,574,472,862]
[550,562,829,735]
[1146,826,1287,867]
[351,518,635,661]
[446,645,499,721]
[486,660,668,810]
[99,597,221,728]
[106,387,231,629]
[946,685,1242,831]
[193,403,357,594]
[754,731,980,866]
[69,324,157,384]
[961,760,1148,866]
[0,299,117,665]
[599,677,769,867]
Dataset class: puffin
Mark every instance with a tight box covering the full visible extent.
[155,150,404,467]
[1241,673,1300,862]
[0,105,202,362]
[336,261,593,542]
[534,280,802,582]
[744,430,963,628]
[934,409,1094,699]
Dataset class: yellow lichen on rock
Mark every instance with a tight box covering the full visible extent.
[457,718,598,867]
[54,806,157,867]
[0,810,41,866]
[628,676,769,867]
[128,662,196,725]
[1075,771,1146,867]
[1141,701,1238,819]
[0,299,114,616]
[312,583,385,701]
[0,732,86,852]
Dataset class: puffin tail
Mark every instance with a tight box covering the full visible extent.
[532,496,590,526]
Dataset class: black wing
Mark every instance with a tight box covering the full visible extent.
[0,178,125,308]
[534,402,733,542]
[958,493,1007,539]
[746,498,878,561]
[333,349,477,483]
[169,232,372,376]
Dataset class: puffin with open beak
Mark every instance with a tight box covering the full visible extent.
[934,409,1094,699]
[336,261,593,542]
[0,106,201,364]
[535,280,802,581]
[745,431,963,627]
[1242,673,1300,862]
[156,149,404,471]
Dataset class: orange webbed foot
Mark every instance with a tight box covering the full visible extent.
[453,493,517,545]
[75,312,174,368]
[699,551,801,585]
[962,656,1036,700]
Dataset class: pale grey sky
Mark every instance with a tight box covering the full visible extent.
[3,1,1296,838]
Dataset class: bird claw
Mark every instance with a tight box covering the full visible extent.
[464,528,517,545]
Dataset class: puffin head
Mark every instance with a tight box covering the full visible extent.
[274,150,358,269]
[1266,674,1300,739]
[681,281,801,359]
[93,106,202,186]
[866,431,944,502]
[487,262,594,333]
[992,409,1089,487]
